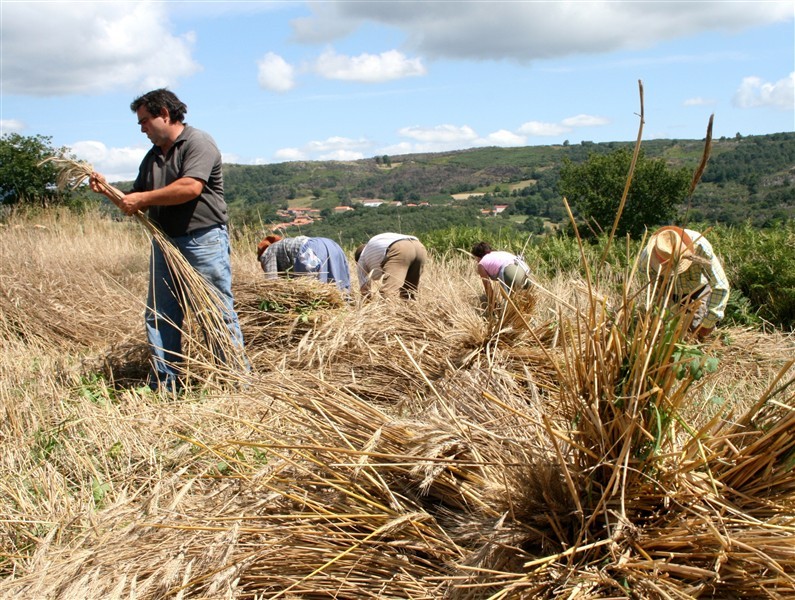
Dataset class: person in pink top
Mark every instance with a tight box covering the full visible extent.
[471,241,532,308]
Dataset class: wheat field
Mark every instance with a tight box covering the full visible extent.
[1,208,793,599]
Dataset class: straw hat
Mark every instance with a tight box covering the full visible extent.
[645,226,695,275]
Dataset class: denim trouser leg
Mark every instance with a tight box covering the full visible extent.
[146,225,246,390]
[146,240,184,390]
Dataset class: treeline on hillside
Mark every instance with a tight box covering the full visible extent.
[6,131,792,230]
[688,132,795,226]
[222,132,795,229]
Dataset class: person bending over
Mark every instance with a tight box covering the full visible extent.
[639,226,730,339]
[257,234,351,293]
[471,241,532,309]
[355,233,427,299]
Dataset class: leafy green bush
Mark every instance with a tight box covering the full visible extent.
[711,221,795,329]
[722,289,763,328]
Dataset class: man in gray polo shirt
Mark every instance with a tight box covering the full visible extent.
[90,88,245,392]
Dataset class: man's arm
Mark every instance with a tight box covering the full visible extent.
[119,177,204,216]
[357,260,372,296]
[90,173,203,217]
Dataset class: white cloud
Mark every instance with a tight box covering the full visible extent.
[257,52,296,93]
[273,136,371,162]
[517,121,568,137]
[69,140,146,182]
[562,114,609,128]
[290,2,359,44]
[1,2,200,95]
[0,120,26,135]
[379,115,607,156]
[483,129,526,146]
[377,141,415,156]
[222,153,243,164]
[517,114,608,137]
[319,149,366,161]
[386,124,482,154]
[294,2,793,62]
[314,49,426,83]
[397,124,478,144]
[274,148,307,161]
[275,127,520,161]
[733,72,795,110]
[306,136,370,153]
[683,97,717,107]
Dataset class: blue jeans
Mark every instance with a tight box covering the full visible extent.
[145,225,245,390]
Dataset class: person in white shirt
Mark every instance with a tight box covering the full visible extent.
[354,233,427,299]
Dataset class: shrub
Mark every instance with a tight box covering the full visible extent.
[713,221,795,329]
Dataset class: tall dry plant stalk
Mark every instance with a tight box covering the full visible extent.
[40,157,250,381]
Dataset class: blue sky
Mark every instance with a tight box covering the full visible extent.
[1,1,793,181]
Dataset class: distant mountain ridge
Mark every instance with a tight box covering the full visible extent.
[222,132,795,230]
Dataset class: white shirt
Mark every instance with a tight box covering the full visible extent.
[356,232,418,289]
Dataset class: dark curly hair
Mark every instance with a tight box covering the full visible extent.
[471,241,493,259]
[130,88,187,123]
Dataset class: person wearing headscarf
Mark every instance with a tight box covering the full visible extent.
[257,234,351,293]
[639,226,730,338]
[471,241,532,308]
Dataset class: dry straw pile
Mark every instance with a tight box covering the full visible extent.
[1,205,793,599]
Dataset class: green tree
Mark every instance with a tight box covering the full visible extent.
[0,133,72,207]
[558,148,691,238]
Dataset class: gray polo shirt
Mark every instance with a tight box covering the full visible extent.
[133,124,228,237]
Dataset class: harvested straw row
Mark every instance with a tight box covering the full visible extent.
[0,218,144,351]
[85,266,553,396]
[0,357,560,599]
[3,285,794,599]
[0,271,136,351]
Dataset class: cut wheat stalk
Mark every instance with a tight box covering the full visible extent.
[39,157,250,379]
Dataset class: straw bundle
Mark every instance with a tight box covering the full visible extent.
[234,276,347,361]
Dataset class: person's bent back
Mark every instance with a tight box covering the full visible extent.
[355,233,426,299]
